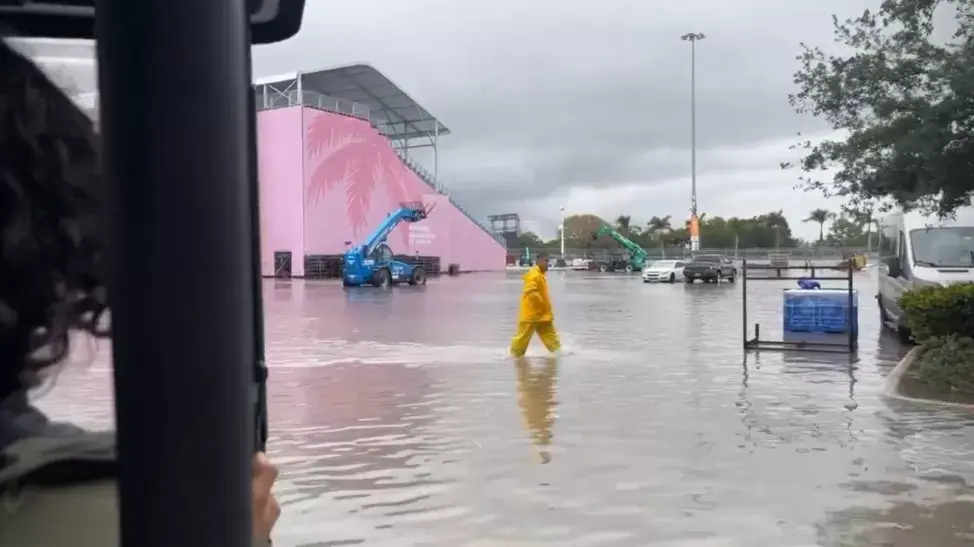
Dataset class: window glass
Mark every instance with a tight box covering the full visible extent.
[878,224,897,257]
[694,255,721,263]
[909,227,974,267]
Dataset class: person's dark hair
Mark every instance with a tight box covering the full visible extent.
[0,38,107,400]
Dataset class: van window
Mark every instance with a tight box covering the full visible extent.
[878,224,897,258]
[910,227,974,267]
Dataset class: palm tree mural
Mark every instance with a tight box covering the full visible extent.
[804,208,833,243]
[305,115,415,246]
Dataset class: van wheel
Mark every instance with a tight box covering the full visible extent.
[878,298,890,322]
[897,322,914,345]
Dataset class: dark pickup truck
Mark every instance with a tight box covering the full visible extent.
[683,254,737,283]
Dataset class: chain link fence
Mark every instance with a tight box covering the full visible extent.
[509,246,878,263]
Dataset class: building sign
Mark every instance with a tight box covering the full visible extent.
[408,224,436,246]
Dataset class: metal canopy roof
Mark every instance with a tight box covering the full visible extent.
[298,64,450,143]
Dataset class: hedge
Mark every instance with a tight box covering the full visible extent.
[900,282,974,341]
[913,334,974,395]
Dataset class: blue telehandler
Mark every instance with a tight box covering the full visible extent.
[341,201,436,288]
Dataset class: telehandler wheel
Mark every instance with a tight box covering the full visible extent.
[408,266,427,285]
[373,268,390,288]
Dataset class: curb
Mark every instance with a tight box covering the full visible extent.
[882,346,974,409]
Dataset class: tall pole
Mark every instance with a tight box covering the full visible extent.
[681,32,705,251]
[433,124,440,193]
[559,205,566,258]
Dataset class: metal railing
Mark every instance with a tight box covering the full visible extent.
[448,195,505,245]
[391,150,502,245]
[254,88,371,120]
[394,149,440,192]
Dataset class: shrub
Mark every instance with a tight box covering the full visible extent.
[899,283,974,341]
[914,335,974,395]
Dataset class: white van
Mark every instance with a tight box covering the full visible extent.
[877,207,974,342]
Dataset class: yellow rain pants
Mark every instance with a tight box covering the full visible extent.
[510,321,561,356]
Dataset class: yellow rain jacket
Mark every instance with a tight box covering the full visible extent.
[518,265,553,323]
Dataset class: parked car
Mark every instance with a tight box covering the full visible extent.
[683,254,737,283]
[642,260,686,283]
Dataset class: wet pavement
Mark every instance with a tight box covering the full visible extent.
[38,271,974,546]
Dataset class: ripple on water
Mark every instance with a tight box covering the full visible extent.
[33,273,974,546]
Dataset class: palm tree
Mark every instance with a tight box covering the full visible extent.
[804,208,832,243]
[646,215,672,236]
[615,215,632,235]
[849,209,876,252]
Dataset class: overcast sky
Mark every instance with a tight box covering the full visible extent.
[22,1,885,241]
[251,0,885,241]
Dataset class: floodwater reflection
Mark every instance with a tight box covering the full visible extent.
[514,356,558,465]
[33,271,974,546]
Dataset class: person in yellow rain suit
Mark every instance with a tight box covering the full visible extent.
[510,253,561,356]
[514,356,558,464]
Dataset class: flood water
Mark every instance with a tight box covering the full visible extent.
[39,271,974,546]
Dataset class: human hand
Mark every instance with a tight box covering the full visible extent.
[252,452,281,542]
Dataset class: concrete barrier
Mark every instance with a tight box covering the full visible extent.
[883,347,974,408]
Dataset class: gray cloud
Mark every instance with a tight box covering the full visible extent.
[13,1,880,242]
[244,0,880,239]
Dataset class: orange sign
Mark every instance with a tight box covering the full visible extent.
[689,215,700,238]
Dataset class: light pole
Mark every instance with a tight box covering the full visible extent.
[559,205,566,258]
[681,32,705,251]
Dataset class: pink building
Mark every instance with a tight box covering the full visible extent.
[255,65,506,277]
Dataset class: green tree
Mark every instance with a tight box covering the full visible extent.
[516,231,545,249]
[635,211,797,249]
[804,208,832,243]
[557,210,806,250]
[785,0,974,217]
[827,216,866,246]
[562,214,607,249]
[844,205,879,250]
